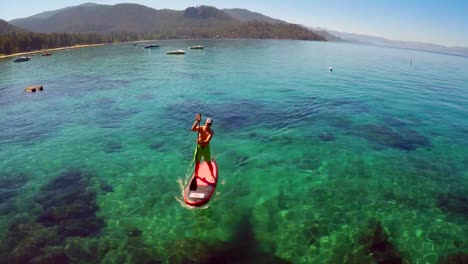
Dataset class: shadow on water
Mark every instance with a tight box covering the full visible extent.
[165,213,292,264]
[354,220,404,264]
[313,218,406,264]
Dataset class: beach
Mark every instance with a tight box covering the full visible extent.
[0,43,109,59]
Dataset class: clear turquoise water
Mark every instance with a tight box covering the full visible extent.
[0,39,467,263]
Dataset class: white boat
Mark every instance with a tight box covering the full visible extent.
[166,50,186,55]
[189,45,204,49]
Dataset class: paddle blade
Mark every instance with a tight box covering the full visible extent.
[189,177,197,190]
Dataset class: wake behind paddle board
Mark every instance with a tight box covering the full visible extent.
[184,160,218,206]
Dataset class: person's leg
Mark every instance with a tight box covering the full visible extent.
[204,146,214,177]
[194,145,201,177]
[195,162,200,177]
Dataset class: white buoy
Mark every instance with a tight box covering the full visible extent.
[329,66,333,72]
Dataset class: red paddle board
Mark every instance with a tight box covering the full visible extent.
[184,160,218,206]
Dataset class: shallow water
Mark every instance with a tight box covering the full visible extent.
[0,39,467,263]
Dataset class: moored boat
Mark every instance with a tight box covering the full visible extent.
[166,50,186,55]
[144,44,160,49]
[14,57,31,62]
[189,45,204,49]
[42,53,52,56]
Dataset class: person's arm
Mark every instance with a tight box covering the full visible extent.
[191,121,199,132]
[203,130,214,144]
[191,114,201,131]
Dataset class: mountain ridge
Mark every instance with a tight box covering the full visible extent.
[8,4,306,36]
[1,4,326,55]
[222,8,285,24]
[315,28,468,57]
[0,19,25,34]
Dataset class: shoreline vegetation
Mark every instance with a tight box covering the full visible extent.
[0,43,109,59]
[0,21,326,58]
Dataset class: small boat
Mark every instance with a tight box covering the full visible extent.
[42,53,52,56]
[189,46,204,49]
[166,50,186,55]
[144,44,160,49]
[14,57,31,62]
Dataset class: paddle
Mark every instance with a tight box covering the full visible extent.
[190,114,201,190]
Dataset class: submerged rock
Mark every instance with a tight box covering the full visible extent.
[327,116,354,130]
[102,140,123,153]
[355,124,431,151]
[395,128,431,151]
[0,222,64,263]
[99,180,114,193]
[35,170,105,237]
[0,169,106,263]
[149,141,165,150]
[0,173,28,203]
[166,238,211,264]
[438,252,468,264]
[382,117,413,128]
[437,192,468,219]
[318,132,336,142]
[35,170,94,209]
[29,246,69,264]
[127,229,143,237]
[64,237,101,263]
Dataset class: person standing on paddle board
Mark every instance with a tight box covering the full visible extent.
[191,114,214,177]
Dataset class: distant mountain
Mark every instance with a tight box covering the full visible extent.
[305,27,342,42]
[8,4,287,34]
[185,6,232,20]
[0,19,24,34]
[223,21,326,41]
[223,8,285,24]
[10,3,229,33]
[321,29,468,57]
[11,3,99,21]
[8,4,326,41]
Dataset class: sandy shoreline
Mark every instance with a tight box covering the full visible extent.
[0,43,109,59]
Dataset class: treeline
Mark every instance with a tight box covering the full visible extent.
[0,31,148,55]
[223,21,327,41]
[1,21,326,55]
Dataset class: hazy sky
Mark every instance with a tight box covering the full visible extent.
[1,0,467,47]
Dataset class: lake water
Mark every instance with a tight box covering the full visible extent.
[0,39,467,263]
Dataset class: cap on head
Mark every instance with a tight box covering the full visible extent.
[206,118,213,124]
